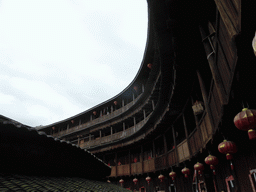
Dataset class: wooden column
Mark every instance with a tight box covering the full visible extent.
[115,152,118,176]
[129,149,131,176]
[199,25,227,105]
[183,114,192,158]
[79,119,81,125]
[152,100,155,110]
[163,134,168,168]
[153,140,156,158]
[172,126,179,165]
[90,115,92,121]
[143,110,146,120]
[123,122,125,131]
[142,84,145,93]
[122,99,124,107]
[111,127,113,142]
[67,124,69,130]
[196,70,215,134]
[111,105,113,113]
[141,145,144,173]
[133,93,135,102]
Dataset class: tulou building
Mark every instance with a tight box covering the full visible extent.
[1,0,256,191]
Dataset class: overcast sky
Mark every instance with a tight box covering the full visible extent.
[0,0,148,127]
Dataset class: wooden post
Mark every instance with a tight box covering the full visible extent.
[111,127,113,142]
[152,100,155,110]
[141,145,144,173]
[199,25,228,105]
[123,123,125,131]
[183,114,192,158]
[90,115,92,121]
[143,110,146,121]
[122,99,124,107]
[142,84,145,93]
[196,70,215,134]
[172,126,179,165]
[115,152,118,176]
[129,149,131,176]
[153,140,156,158]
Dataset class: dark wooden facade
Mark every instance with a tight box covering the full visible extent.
[39,0,256,191]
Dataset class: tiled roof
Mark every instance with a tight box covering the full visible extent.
[0,174,130,192]
[0,115,110,179]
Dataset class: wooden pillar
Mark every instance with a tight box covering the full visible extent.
[67,124,69,130]
[133,117,136,132]
[172,126,179,165]
[111,127,113,142]
[183,114,192,159]
[100,110,102,117]
[199,26,227,105]
[143,110,146,120]
[123,122,125,131]
[153,140,156,158]
[152,100,155,110]
[196,70,215,134]
[79,119,81,125]
[133,93,135,102]
[129,149,131,176]
[122,99,124,107]
[111,105,113,113]
[142,84,145,93]
[115,152,118,176]
[90,115,92,121]
[141,145,144,173]
[163,134,168,154]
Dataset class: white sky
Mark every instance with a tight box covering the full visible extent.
[0,0,148,127]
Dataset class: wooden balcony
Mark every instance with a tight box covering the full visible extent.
[79,114,152,149]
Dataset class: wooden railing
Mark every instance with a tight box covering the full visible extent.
[79,113,152,149]
[52,94,142,138]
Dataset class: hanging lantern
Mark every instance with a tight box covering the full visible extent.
[158,174,165,182]
[71,120,74,124]
[218,140,237,170]
[133,178,138,185]
[181,167,190,178]
[119,179,124,186]
[147,63,153,69]
[146,176,151,185]
[169,171,177,180]
[218,140,237,160]
[252,32,256,56]
[234,108,256,140]
[113,101,118,105]
[93,111,97,116]
[205,155,219,175]
[194,162,204,176]
[134,86,138,92]
[52,127,55,130]
[248,129,256,140]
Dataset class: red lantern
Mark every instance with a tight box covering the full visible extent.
[181,167,190,178]
[194,162,204,175]
[119,179,124,186]
[248,129,256,140]
[234,108,256,140]
[169,171,177,180]
[218,140,237,170]
[218,140,237,160]
[71,120,74,124]
[147,63,153,69]
[133,178,138,185]
[158,174,165,182]
[113,101,117,105]
[93,111,97,116]
[146,176,151,185]
[205,155,218,175]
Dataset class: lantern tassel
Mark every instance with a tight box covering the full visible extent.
[213,169,216,175]
[230,161,234,170]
